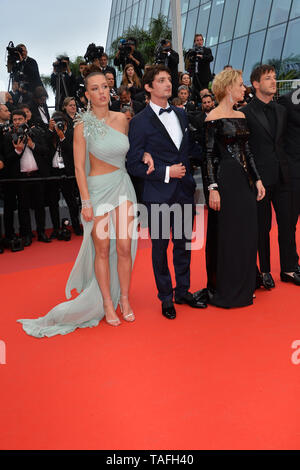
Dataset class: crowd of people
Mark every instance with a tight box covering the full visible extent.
[0,34,300,336]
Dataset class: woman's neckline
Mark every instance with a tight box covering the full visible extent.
[206,117,246,122]
[89,111,127,137]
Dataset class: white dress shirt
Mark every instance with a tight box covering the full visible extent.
[149,100,183,183]
[18,146,38,172]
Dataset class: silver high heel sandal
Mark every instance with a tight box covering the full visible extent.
[119,295,135,322]
[103,298,121,326]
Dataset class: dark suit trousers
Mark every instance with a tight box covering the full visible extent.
[145,187,195,302]
[17,171,46,236]
[257,181,298,272]
[46,168,80,230]
[3,182,18,238]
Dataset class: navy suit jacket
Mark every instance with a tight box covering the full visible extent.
[126,104,201,203]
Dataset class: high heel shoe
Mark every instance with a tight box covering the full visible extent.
[119,295,135,322]
[103,298,121,326]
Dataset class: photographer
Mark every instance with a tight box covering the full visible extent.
[29,86,50,130]
[0,104,12,251]
[110,85,143,114]
[155,39,179,98]
[51,56,75,110]
[104,71,119,104]
[114,37,144,79]
[3,109,50,245]
[185,34,213,101]
[74,61,87,108]
[47,111,82,237]
[7,43,43,94]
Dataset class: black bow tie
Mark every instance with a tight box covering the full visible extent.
[159,107,172,115]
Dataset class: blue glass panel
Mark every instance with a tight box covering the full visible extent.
[234,0,255,38]
[262,23,286,63]
[250,0,272,33]
[269,0,291,26]
[183,8,198,49]
[196,2,211,40]
[219,0,239,43]
[206,0,225,47]
[230,36,247,70]
[290,0,300,19]
[243,30,266,83]
[214,41,231,73]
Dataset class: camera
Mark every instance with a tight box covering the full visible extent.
[84,43,104,63]
[6,41,23,67]
[52,116,65,131]
[155,39,171,64]
[52,56,70,74]
[10,123,43,144]
[118,39,134,61]
[57,218,72,241]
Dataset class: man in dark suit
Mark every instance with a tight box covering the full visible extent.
[47,112,82,238]
[242,65,300,287]
[278,87,300,260]
[13,44,43,94]
[127,65,207,319]
[29,86,50,130]
[99,53,117,84]
[186,34,213,101]
[110,86,144,115]
[155,40,179,99]
[114,37,144,79]
[3,109,51,245]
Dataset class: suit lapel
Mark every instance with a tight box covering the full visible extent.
[147,105,179,151]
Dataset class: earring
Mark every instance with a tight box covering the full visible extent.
[229,92,234,104]
[87,99,91,112]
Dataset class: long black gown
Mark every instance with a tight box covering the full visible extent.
[203,118,261,308]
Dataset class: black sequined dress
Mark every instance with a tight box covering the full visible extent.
[204,118,261,308]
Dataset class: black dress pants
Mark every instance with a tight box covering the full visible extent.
[17,171,46,236]
[257,181,298,273]
[145,189,195,303]
[47,169,80,230]
[3,181,18,238]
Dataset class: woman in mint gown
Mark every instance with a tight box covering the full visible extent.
[18,68,148,337]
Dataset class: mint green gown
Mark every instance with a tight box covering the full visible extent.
[17,111,137,338]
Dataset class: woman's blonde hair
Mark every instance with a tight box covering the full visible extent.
[121,63,141,88]
[212,69,242,103]
[62,96,76,111]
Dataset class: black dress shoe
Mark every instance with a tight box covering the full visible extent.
[175,291,207,308]
[23,235,32,247]
[37,232,51,243]
[280,271,300,286]
[260,272,275,290]
[162,300,176,319]
[295,265,300,276]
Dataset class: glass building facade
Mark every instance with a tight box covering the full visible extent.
[106,0,300,83]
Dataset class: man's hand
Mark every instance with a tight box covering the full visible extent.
[209,189,221,211]
[169,163,186,179]
[27,136,35,150]
[49,119,56,131]
[13,137,26,153]
[142,152,155,175]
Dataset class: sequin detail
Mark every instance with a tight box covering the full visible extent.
[74,110,108,140]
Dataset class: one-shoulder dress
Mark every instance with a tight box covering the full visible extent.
[17,111,137,337]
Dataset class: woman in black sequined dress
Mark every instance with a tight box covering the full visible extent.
[203,69,265,308]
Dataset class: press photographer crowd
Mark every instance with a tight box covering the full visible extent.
[0,33,299,286]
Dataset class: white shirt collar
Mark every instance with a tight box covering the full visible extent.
[149,100,170,116]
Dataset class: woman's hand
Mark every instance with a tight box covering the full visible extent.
[81,207,95,223]
[143,152,155,175]
[256,180,265,201]
[209,189,221,211]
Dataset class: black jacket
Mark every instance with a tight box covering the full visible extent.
[110,99,144,115]
[114,49,145,78]
[13,56,43,93]
[278,89,300,185]
[241,96,290,186]
[48,125,75,177]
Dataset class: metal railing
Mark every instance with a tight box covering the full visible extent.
[276,79,300,98]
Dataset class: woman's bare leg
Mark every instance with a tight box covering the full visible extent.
[113,201,135,320]
[91,213,120,325]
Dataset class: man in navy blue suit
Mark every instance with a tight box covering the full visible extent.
[127,65,207,319]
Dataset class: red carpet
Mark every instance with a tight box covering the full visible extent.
[1,210,300,450]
